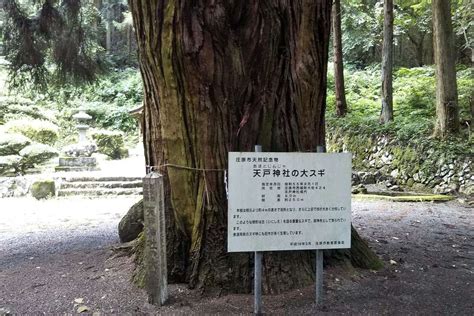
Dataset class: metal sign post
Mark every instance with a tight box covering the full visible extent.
[315,145,325,307]
[315,249,323,306]
[254,145,263,315]
[227,146,351,314]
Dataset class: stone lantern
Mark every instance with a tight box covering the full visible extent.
[73,109,92,143]
[55,109,99,172]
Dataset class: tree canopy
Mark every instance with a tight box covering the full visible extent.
[2,0,106,88]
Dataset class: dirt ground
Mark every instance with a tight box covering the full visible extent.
[0,196,472,315]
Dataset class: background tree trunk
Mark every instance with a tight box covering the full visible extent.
[380,0,393,124]
[332,0,347,117]
[105,0,113,52]
[432,0,459,137]
[130,0,380,293]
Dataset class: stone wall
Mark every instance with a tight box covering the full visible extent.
[327,132,473,195]
[0,176,32,198]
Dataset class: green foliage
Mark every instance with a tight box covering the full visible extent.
[19,143,58,170]
[91,130,128,160]
[0,142,58,175]
[82,69,143,105]
[453,0,474,56]
[341,0,472,67]
[327,65,473,149]
[341,0,382,67]
[42,68,142,106]
[4,119,59,145]
[0,154,21,175]
[0,96,54,124]
[0,133,31,155]
[23,68,142,135]
[457,68,474,122]
[3,0,106,89]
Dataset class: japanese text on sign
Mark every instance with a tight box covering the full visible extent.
[228,152,351,252]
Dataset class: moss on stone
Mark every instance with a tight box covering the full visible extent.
[30,179,55,199]
[132,232,146,288]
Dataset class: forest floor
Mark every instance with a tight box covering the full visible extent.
[0,196,472,315]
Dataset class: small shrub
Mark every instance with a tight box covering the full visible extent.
[91,130,128,160]
[19,143,59,172]
[0,133,31,155]
[4,119,59,145]
[0,155,21,176]
[0,96,53,124]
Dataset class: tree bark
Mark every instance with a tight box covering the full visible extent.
[332,0,347,117]
[432,0,459,137]
[129,0,380,293]
[407,32,425,67]
[105,0,113,52]
[380,0,393,124]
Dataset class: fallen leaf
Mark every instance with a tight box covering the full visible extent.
[74,298,84,304]
[77,305,90,313]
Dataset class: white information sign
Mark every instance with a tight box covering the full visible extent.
[228,152,351,252]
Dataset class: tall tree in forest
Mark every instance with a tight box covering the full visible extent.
[432,0,459,137]
[380,0,393,124]
[105,0,113,52]
[332,0,347,117]
[4,0,382,293]
[128,0,381,292]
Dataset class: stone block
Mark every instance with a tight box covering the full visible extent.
[55,156,99,172]
[30,179,55,199]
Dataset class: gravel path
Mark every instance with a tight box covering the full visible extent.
[0,197,138,268]
[0,196,151,314]
[0,197,472,314]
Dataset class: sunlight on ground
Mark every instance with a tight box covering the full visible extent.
[0,196,140,236]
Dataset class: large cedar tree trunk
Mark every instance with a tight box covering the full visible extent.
[380,0,393,124]
[432,0,459,137]
[129,0,380,294]
[332,0,347,117]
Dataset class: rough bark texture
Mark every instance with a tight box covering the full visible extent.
[332,0,347,117]
[380,0,393,124]
[129,0,380,293]
[432,0,459,137]
[105,0,113,52]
